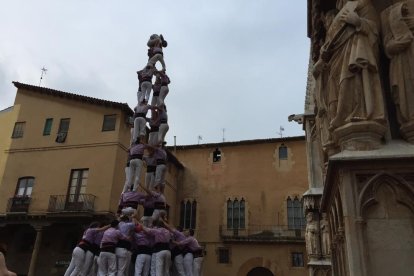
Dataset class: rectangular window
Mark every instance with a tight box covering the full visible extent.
[218,248,230,264]
[67,169,88,203]
[102,114,117,131]
[56,118,70,143]
[227,198,245,229]
[287,197,306,230]
[58,118,70,134]
[16,177,35,197]
[180,200,197,229]
[12,122,25,138]
[43,118,53,136]
[292,252,304,267]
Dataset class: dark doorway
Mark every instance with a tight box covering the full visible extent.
[247,267,274,276]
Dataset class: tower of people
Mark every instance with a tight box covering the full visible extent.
[64,34,203,276]
[118,33,171,225]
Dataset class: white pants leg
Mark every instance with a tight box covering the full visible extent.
[98,252,117,276]
[130,128,134,146]
[174,254,185,276]
[158,123,169,144]
[148,54,166,71]
[81,250,95,276]
[151,95,158,106]
[128,159,143,191]
[150,254,156,276]
[116,248,131,276]
[87,255,98,276]
[122,166,131,193]
[137,90,143,103]
[145,172,155,190]
[64,247,85,276]
[157,86,169,106]
[133,117,147,143]
[141,81,152,102]
[155,250,171,276]
[193,257,203,276]
[155,164,166,191]
[135,254,151,276]
[183,253,194,276]
[148,131,159,146]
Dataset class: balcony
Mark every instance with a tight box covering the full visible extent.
[48,194,96,213]
[7,196,31,213]
[219,225,305,243]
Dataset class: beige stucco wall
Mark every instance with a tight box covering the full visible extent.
[0,88,131,214]
[173,139,309,276]
[0,105,20,191]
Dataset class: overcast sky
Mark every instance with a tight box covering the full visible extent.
[0,1,309,145]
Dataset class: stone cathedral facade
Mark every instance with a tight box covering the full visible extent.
[291,0,414,276]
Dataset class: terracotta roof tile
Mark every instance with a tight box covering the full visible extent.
[13,81,133,115]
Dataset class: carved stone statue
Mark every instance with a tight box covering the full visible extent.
[320,213,331,256]
[381,1,414,143]
[313,9,337,152]
[305,212,320,258]
[320,0,385,131]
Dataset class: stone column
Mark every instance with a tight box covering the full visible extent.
[28,225,44,276]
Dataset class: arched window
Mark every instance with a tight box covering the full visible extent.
[16,177,35,197]
[213,148,222,162]
[279,144,288,160]
[227,198,246,229]
[180,200,197,229]
[287,196,305,230]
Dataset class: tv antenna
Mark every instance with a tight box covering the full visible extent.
[222,128,226,142]
[277,126,285,138]
[39,67,47,86]
[197,135,203,145]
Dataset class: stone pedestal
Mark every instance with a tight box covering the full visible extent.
[400,121,414,144]
[332,121,386,151]
[321,143,414,276]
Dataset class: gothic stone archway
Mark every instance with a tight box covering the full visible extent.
[247,267,274,276]
[237,257,280,276]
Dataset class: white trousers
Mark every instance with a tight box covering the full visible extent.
[140,81,152,103]
[134,254,151,276]
[158,86,169,106]
[155,164,166,191]
[122,166,131,193]
[141,214,153,227]
[158,123,169,145]
[97,252,117,276]
[133,117,147,143]
[151,95,158,106]
[137,90,142,103]
[183,253,194,276]
[193,257,203,276]
[130,128,134,146]
[145,172,155,190]
[116,248,132,276]
[81,250,95,276]
[128,159,143,191]
[148,54,166,71]
[174,254,185,276]
[155,250,171,276]
[64,247,85,276]
[87,256,98,276]
[148,131,159,146]
[150,254,156,276]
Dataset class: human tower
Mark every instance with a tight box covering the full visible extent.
[64,34,203,276]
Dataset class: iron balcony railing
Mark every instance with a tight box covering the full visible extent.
[7,196,31,213]
[48,194,96,212]
[219,225,305,242]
